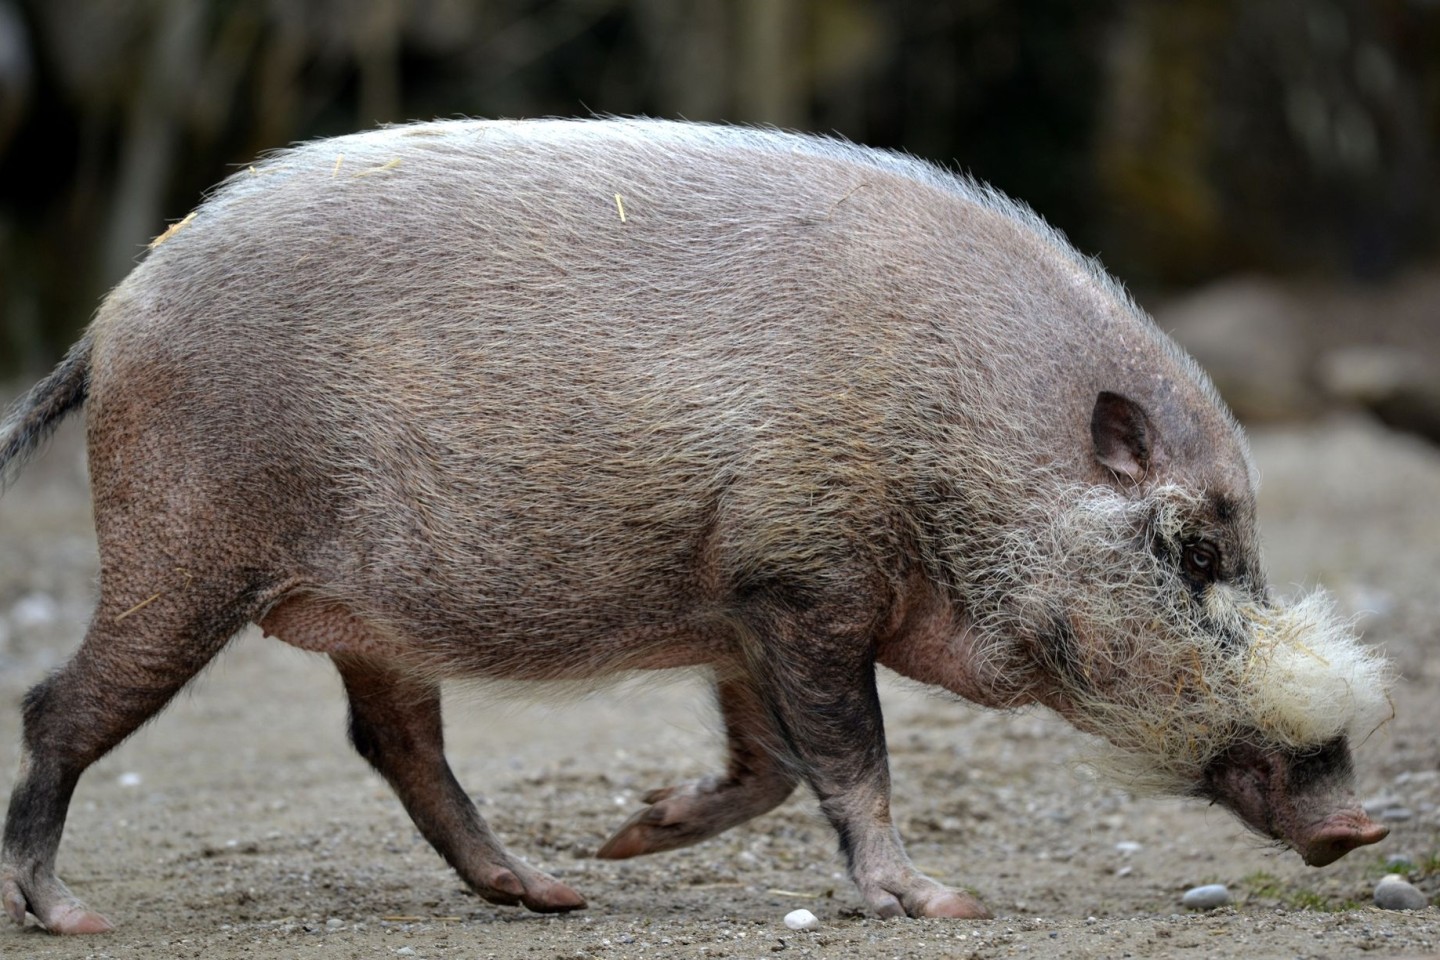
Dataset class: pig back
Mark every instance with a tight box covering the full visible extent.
[84,120,1221,664]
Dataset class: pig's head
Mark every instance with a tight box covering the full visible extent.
[956,390,1394,866]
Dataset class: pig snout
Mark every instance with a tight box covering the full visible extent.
[1298,810,1389,867]
[1198,738,1387,866]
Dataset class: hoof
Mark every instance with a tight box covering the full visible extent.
[596,804,667,860]
[472,861,587,914]
[859,871,992,920]
[2,873,114,934]
[597,779,754,859]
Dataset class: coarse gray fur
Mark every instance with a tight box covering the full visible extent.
[94,117,1251,668]
[0,118,1389,934]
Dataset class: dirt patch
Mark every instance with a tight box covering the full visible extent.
[2,412,1438,959]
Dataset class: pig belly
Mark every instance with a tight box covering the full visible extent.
[257,595,726,680]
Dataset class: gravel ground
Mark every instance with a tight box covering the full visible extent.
[1,410,1438,960]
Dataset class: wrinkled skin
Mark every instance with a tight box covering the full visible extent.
[1200,739,1388,866]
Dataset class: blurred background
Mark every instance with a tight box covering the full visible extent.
[0,0,1437,438]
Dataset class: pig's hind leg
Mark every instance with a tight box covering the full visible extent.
[1,572,258,934]
[329,653,586,913]
[597,676,798,858]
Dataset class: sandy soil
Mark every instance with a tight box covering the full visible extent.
[2,411,1438,960]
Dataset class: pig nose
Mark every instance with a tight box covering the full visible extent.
[1301,814,1389,867]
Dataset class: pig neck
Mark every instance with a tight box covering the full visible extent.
[874,576,1034,710]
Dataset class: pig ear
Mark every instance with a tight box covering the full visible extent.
[1091,391,1158,482]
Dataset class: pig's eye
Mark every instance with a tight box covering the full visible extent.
[1181,540,1220,585]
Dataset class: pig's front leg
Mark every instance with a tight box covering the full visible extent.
[736,595,992,920]
[330,654,585,913]
[597,676,797,858]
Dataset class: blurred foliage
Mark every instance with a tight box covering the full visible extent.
[0,0,1435,371]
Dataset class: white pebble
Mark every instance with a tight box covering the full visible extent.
[1115,841,1143,856]
[117,772,143,788]
[1181,884,1231,910]
[11,592,58,628]
[783,908,819,931]
[1374,876,1428,911]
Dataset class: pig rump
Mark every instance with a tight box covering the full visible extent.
[963,483,1394,794]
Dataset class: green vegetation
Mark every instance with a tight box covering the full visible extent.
[1236,871,1362,913]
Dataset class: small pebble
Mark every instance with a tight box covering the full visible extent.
[1115,841,1143,856]
[117,772,143,788]
[1380,806,1415,822]
[1181,884,1231,910]
[11,592,58,628]
[1374,875,1428,911]
[783,909,819,931]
